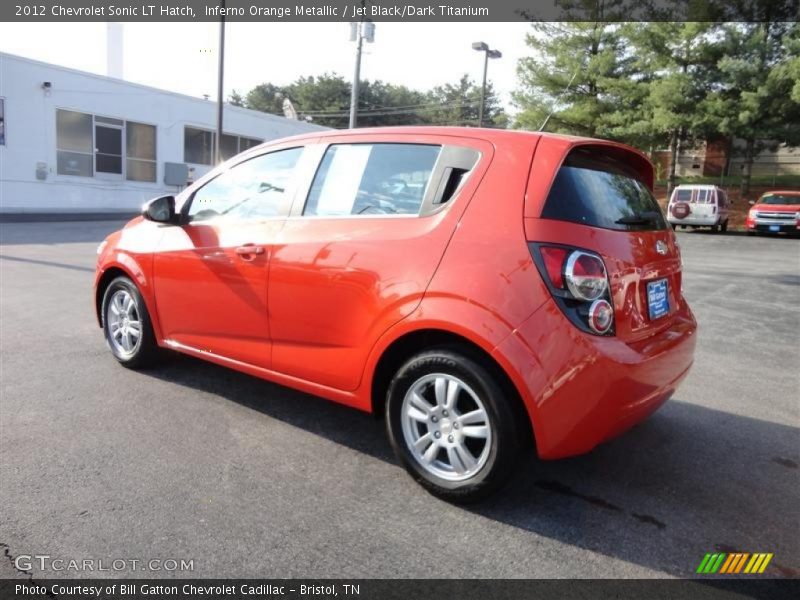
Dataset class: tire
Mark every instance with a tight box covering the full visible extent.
[385,348,523,503]
[101,276,162,369]
[711,223,720,233]
[671,223,677,231]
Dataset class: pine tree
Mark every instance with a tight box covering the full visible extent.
[706,21,800,195]
[513,20,634,137]
[624,22,722,193]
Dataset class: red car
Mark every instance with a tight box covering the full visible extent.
[94,127,697,502]
[746,190,800,236]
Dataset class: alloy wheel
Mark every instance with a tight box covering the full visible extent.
[106,289,142,356]
[400,373,492,482]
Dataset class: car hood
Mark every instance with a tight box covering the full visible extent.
[752,203,800,213]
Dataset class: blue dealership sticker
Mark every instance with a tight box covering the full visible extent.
[647,279,670,320]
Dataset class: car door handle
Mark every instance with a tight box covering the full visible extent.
[235,244,265,256]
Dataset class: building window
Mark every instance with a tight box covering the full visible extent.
[56,110,94,177]
[220,133,239,162]
[240,137,261,152]
[184,126,214,165]
[126,121,157,182]
[56,109,157,182]
[0,98,5,145]
[184,126,263,165]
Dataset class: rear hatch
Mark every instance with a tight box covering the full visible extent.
[525,142,682,343]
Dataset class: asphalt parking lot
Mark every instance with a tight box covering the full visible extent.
[0,221,798,580]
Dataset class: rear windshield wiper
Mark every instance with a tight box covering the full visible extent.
[615,211,661,226]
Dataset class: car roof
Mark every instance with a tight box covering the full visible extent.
[258,125,639,150]
[674,184,719,189]
[761,190,800,195]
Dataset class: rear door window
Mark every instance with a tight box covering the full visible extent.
[541,150,667,231]
[304,143,441,217]
[674,189,693,202]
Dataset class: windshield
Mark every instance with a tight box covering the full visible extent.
[760,193,800,205]
[542,151,667,231]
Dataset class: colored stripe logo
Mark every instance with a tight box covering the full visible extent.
[697,553,773,574]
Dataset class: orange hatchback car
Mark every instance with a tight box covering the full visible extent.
[95,127,697,501]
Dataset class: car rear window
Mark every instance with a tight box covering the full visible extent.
[672,188,716,204]
[541,149,667,231]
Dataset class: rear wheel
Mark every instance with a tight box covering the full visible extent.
[102,276,162,369]
[385,348,522,503]
[711,223,720,233]
[671,223,677,231]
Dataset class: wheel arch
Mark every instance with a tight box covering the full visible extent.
[369,327,535,452]
[95,259,162,342]
[95,266,129,327]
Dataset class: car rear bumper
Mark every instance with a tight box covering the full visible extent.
[493,297,697,460]
[667,215,719,227]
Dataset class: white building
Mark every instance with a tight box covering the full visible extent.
[0,52,326,214]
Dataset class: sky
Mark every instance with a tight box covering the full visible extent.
[0,22,532,116]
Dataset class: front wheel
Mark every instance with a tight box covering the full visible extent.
[102,276,162,369]
[385,348,523,503]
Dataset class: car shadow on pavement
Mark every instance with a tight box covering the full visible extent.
[143,354,800,579]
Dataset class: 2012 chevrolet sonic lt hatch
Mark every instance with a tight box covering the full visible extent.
[95,127,697,502]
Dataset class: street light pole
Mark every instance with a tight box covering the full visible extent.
[472,42,501,128]
[479,50,488,128]
[215,0,226,164]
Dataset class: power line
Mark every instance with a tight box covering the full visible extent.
[300,100,483,117]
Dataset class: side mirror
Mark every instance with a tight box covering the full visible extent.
[142,195,176,224]
[748,200,756,206]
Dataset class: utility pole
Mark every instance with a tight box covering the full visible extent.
[349,19,375,129]
[215,0,226,164]
[472,42,501,128]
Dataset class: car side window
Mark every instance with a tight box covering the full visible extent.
[188,147,303,222]
[303,143,441,216]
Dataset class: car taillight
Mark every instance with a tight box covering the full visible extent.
[530,244,614,336]
[565,251,608,301]
[588,299,614,335]
[540,246,568,289]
